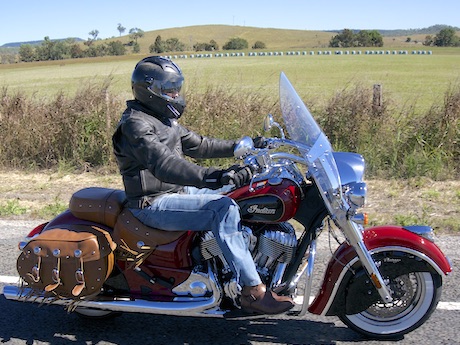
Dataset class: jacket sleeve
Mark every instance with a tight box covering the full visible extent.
[121,117,212,188]
[178,124,236,159]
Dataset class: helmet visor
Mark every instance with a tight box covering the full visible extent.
[148,76,184,102]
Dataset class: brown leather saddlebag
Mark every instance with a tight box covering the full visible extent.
[113,210,186,268]
[17,225,116,300]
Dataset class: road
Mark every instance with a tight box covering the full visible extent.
[0,219,458,345]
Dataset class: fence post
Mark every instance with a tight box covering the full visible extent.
[373,84,383,113]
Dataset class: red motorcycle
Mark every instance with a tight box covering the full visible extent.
[5,73,452,339]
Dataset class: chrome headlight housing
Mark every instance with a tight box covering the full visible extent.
[344,182,367,209]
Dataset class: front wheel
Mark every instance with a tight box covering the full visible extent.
[340,265,442,339]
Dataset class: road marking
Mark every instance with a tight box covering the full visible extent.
[0,275,20,284]
[1,275,459,311]
[293,296,460,311]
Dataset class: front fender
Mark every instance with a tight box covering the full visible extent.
[308,225,452,316]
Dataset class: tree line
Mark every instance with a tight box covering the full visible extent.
[330,27,460,48]
[329,29,384,48]
[422,28,460,47]
[18,33,266,62]
[15,26,460,63]
[17,26,147,62]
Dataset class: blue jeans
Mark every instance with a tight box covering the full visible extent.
[130,186,262,287]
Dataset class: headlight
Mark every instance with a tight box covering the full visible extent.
[344,182,367,208]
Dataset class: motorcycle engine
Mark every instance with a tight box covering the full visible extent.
[199,222,297,305]
[253,222,298,288]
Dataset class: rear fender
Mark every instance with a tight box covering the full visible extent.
[308,225,452,316]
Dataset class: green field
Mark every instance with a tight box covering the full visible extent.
[1,51,459,112]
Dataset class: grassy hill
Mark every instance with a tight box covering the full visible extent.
[3,24,459,56]
[106,25,337,53]
[103,24,460,54]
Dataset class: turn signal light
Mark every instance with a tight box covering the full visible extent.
[363,213,369,226]
[351,213,368,226]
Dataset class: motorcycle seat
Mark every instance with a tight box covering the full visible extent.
[69,187,126,228]
[69,187,186,249]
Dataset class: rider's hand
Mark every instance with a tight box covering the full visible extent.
[253,136,267,148]
[221,165,253,188]
[204,165,253,189]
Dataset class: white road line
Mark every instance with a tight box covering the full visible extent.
[0,275,20,284]
[1,275,459,311]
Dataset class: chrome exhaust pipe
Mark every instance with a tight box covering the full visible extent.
[3,264,225,317]
[3,285,224,316]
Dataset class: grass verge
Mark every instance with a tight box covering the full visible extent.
[0,171,458,234]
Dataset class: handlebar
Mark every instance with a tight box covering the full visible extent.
[237,137,309,192]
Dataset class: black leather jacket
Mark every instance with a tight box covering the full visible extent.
[112,100,236,205]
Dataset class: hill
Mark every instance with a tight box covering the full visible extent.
[121,25,336,52]
[1,37,84,48]
[2,24,459,52]
[378,24,460,37]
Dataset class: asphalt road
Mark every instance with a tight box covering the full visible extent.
[0,219,458,345]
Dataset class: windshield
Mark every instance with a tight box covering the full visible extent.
[279,72,343,212]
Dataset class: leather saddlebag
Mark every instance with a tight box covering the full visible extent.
[17,225,116,299]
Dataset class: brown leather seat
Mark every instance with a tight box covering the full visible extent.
[69,187,126,228]
[69,188,186,262]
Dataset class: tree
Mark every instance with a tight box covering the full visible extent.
[129,28,144,44]
[367,30,384,47]
[209,39,219,51]
[107,41,126,55]
[330,29,356,47]
[132,42,140,53]
[150,35,165,53]
[164,38,186,52]
[223,37,248,50]
[117,23,126,37]
[423,35,434,46]
[35,36,54,60]
[89,30,99,40]
[434,28,459,46]
[330,29,383,48]
[69,43,84,58]
[252,41,266,49]
[19,44,36,62]
[50,40,69,60]
[86,30,99,46]
[193,40,219,51]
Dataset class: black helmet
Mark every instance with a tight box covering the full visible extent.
[131,56,186,119]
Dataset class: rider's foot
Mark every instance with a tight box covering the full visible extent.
[240,283,294,315]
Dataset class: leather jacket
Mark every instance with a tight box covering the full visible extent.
[112,100,236,205]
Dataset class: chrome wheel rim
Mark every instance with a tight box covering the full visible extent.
[346,272,434,335]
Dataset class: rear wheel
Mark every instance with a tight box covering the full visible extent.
[340,252,442,339]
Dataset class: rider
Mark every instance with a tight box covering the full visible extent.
[112,56,294,315]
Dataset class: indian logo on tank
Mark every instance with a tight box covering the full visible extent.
[247,205,277,215]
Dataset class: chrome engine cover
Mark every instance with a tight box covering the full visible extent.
[199,222,298,298]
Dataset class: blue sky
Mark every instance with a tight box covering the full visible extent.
[1,0,459,45]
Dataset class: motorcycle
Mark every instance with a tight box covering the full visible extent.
[4,72,452,339]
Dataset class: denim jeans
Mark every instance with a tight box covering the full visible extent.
[130,186,262,287]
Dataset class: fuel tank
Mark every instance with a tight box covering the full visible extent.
[228,179,302,223]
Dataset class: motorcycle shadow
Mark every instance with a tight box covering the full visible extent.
[0,294,365,345]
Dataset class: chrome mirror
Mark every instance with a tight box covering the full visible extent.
[264,114,275,131]
[263,114,285,139]
[234,136,254,159]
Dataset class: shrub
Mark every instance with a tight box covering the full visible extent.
[252,41,266,49]
[0,77,123,170]
[0,80,458,179]
[223,37,248,50]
